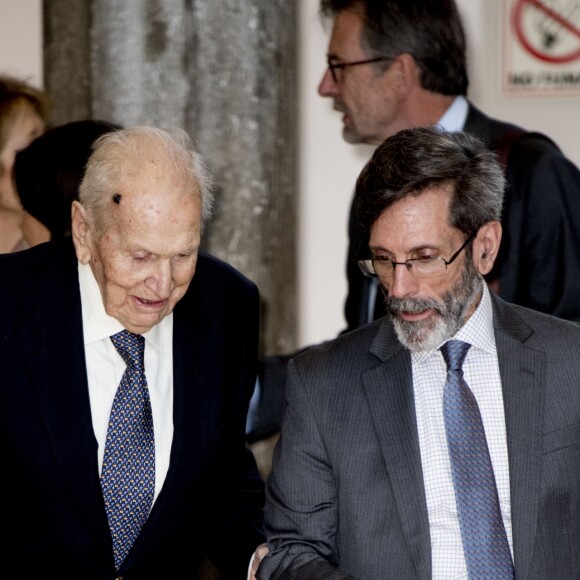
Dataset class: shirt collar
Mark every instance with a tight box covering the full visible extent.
[78,261,170,351]
[436,95,469,133]
[454,282,496,354]
[411,281,496,364]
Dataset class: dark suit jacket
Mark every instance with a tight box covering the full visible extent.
[258,294,580,579]
[345,102,580,330]
[0,240,264,579]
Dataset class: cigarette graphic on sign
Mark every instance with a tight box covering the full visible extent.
[512,0,580,63]
[503,0,580,95]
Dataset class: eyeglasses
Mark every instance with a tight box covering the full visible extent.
[358,231,476,281]
[326,55,394,83]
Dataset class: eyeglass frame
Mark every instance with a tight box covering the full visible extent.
[358,230,477,280]
[326,55,394,83]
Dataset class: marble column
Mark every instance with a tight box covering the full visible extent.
[44,0,298,358]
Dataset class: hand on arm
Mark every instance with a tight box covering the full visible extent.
[249,543,269,580]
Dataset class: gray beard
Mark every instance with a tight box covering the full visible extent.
[384,260,483,352]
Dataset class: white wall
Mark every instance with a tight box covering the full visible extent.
[0,0,43,86]
[458,0,579,164]
[297,0,374,347]
[2,0,579,350]
[298,0,580,348]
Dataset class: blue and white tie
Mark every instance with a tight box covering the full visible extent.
[101,330,155,570]
[441,339,514,579]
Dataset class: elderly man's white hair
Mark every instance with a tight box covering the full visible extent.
[79,125,214,237]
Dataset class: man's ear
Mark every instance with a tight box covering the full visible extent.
[473,221,502,276]
[71,201,92,264]
[389,53,419,96]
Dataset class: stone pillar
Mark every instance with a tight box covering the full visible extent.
[43,0,297,358]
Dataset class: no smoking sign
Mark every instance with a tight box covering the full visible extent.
[504,0,580,95]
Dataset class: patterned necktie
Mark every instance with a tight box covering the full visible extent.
[101,330,155,570]
[441,340,514,579]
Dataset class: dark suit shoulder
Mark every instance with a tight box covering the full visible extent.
[178,251,259,324]
[292,317,392,375]
[493,294,580,345]
[0,240,74,301]
[506,132,577,180]
[194,251,257,292]
[0,240,63,275]
[463,102,524,148]
[465,102,570,166]
[502,129,580,214]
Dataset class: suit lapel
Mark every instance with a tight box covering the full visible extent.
[492,296,544,579]
[133,281,212,552]
[362,322,431,580]
[27,243,112,556]
[163,293,211,491]
[360,300,545,580]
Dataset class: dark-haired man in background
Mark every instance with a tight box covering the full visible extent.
[318,0,580,327]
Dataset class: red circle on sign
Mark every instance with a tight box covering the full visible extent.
[512,0,580,63]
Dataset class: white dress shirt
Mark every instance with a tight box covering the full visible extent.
[436,94,469,133]
[78,262,174,503]
[412,284,513,579]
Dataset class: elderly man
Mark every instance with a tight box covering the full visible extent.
[0,126,264,578]
[256,127,580,579]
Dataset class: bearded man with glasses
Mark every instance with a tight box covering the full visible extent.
[253,126,580,580]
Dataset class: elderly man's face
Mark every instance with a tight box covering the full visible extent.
[73,162,201,335]
[369,185,483,351]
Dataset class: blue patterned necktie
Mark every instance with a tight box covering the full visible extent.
[441,340,514,579]
[101,330,155,570]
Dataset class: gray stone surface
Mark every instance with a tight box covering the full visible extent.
[43,0,298,357]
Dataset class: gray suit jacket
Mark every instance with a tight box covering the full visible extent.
[258,294,580,579]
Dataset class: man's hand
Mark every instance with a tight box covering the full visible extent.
[249,543,269,580]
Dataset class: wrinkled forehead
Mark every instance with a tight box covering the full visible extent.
[83,132,202,236]
[110,141,197,196]
[114,166,199,214]
[372,186,455,236]
[99,184,202,254]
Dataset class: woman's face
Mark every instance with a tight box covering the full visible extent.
[1,105,45,175]
[0,104,45,211]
